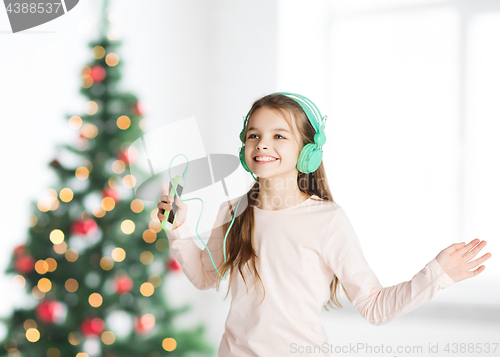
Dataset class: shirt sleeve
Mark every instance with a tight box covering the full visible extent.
[321,205,456,326]
[165,200,232,290]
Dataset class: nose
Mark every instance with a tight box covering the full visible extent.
[255,138,269,150]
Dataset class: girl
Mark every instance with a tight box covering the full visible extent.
[157,92,492,357]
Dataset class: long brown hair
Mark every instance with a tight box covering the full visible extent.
[213,93,350,311]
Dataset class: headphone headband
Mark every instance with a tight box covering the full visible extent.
[240,92,327,143]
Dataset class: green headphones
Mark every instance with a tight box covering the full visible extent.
[238,92,327,180]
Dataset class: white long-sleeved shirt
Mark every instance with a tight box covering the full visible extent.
[165,194,455,357]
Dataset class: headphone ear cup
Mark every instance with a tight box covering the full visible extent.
[297,144,323,174]
[239,146,252,173]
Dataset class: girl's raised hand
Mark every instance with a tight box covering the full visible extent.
[435,239,492,283]
[157,182,188,231]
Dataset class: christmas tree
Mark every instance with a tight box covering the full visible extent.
[0,1,215,356]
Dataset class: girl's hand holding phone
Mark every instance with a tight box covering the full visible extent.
[157,193,188,231]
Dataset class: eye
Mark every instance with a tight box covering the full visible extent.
[247,134,286,139]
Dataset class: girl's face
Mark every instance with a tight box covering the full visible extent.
[244,106,302,179]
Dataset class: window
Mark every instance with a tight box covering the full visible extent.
[327,0,499,305]
[277,0,499,305]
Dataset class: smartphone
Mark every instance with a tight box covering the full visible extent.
[161,175,186,231]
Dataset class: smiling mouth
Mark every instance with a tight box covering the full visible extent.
[253,157,279,162]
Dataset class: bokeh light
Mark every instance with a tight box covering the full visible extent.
[26,328,40,342]
[140,251,154,265]
[140,282,154,297]
[59,188,74,202]
[32,285,45,299]
[105,53,119,67]
[81,123,98,139]
[89,293,103,307]
[111,160,125,174]
[35,260,49,274]
[69,116,83,130]
[148,220,162,233]
[148,274,162,288]
[68,332,81,345]
[111,248,126,262]
[121,220,135,234]
[65,249,79,262]
[139,313,155,329]
[143,229,157,244]
[102,197,115,211]
[46,258,57,272]
[122,174,136,188]
[65,278,79,293]
[92,46,105,59]
[53,241,68,254]
[37,278,52,293]
[93,204,106,218]
[162,338,177,352]
[75,167,90,180]
[29,214,38,227]
[85,101,98,115]
[131,199,144,213]
[49,229,65,245]
[107,28,120,41]
[108,176,120,189]
[100,256,114,271]
[116,115,130,130]
[13,275,26,289]
[23,319,37,330]
[101,331,115,345]
[150,209,159,221]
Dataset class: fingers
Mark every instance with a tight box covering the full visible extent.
[450,242,466,252]
[458,238,480,255]
[467,252,493,270]
[159,195,173,203]
[471,265,486,277]
[157,200,173,221]
[157,202,172,211]
[463,240,487,260]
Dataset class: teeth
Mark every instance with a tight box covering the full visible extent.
[255,156,277,162]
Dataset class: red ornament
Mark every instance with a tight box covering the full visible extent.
[102,187,119,202]
[36,300,63,324]
[116,148,137,166]
[167,257,181,272]
[133,314,155,335]
[131,102,143,116]
[116,150,129,165]
[90,65,106,83]
[15,254,35,274]
[13,245,26,256]
[80,317,105,336]
[114,275,133,295]
[71,219,98,236]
